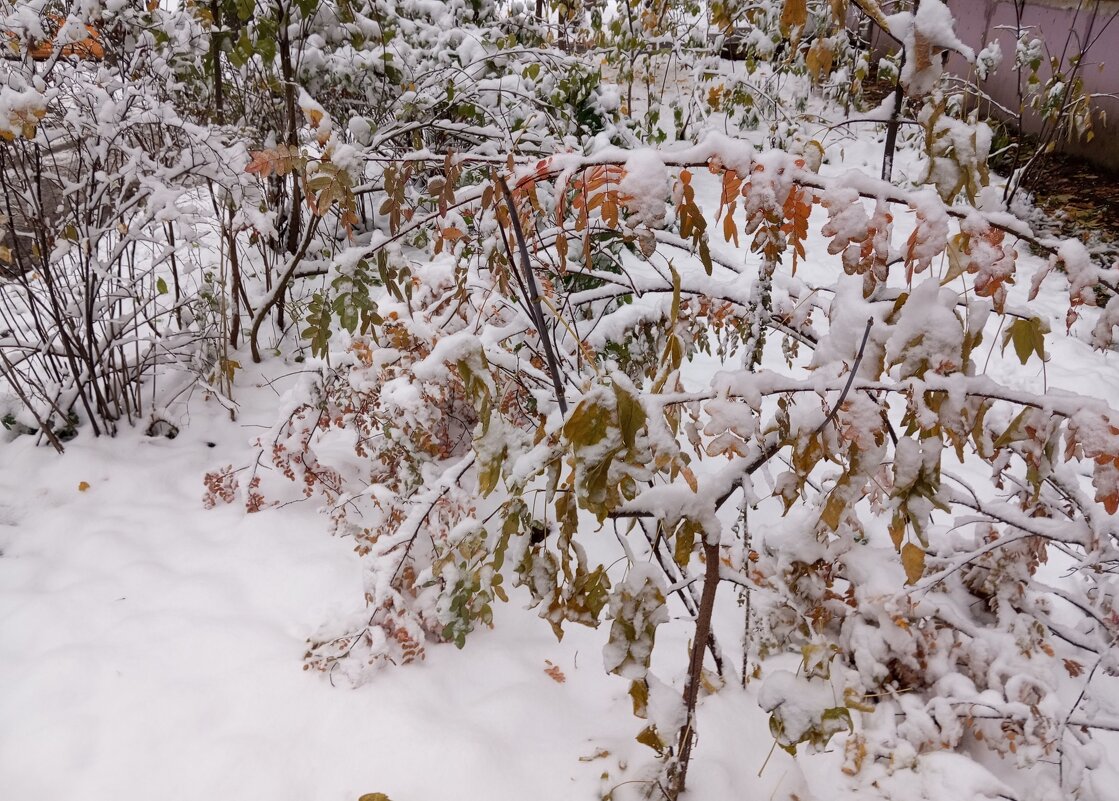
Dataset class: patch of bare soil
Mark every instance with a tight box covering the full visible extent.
[1020,151,1119,260]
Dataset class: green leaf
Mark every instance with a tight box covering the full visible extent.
[156,277,168,295]
[613,382,646,451]
[698,236,713,275]
[300,292,333,358]
[255,33,276,64]
[228,30,253,68]
[1002,316,1048,365]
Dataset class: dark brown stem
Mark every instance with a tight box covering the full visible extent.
[165,221,182,328]
[250,215,320,362]
[497,176,568,416]
[277,0,301,331]
[209,0,224,122]
[225,204,248,345]
[639,516,726,679]
[881,80,905,182]
[811,318,874,438]
[880,0,912,183]
[671,537,721,799]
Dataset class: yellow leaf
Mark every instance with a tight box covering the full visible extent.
[221,358,240,384]
[888,514,905,550]
[1002,316,1048,365]
[942,233,969,285]
[681,465,698,493]
[636,724,665,753]
[675,519,698,566]
[700,667,724,695]
[579,747,612,762]
[820,494,845,531]
[358,795,392,801]
[781,0,808,37]
[901,543,925,585]
[912,31,933,77]
[78,481,90,492]
[806,38,834,83]
[803,140,825,173]
[629,679,649,717]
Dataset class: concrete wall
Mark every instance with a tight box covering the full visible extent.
[873,1,1119,170]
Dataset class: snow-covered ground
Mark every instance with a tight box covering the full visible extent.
[0,382,807,800]
[0,406,609,799]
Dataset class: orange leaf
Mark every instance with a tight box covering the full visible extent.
[544,660,566,683]
[245,151,275,177]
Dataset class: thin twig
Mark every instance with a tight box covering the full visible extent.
[496,176,568,416]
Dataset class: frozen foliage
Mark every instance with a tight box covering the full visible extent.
[0,2,238,437]
[231,122,1119,801]
[976,40,1003,82]
[620,150,671,229]
[890,0,974,96]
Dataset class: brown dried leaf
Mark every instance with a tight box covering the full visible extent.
[544,660,566,683]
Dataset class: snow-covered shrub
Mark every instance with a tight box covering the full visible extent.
[175,0,620,363]
[199,120,1119,800]
[0,1,229,441]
